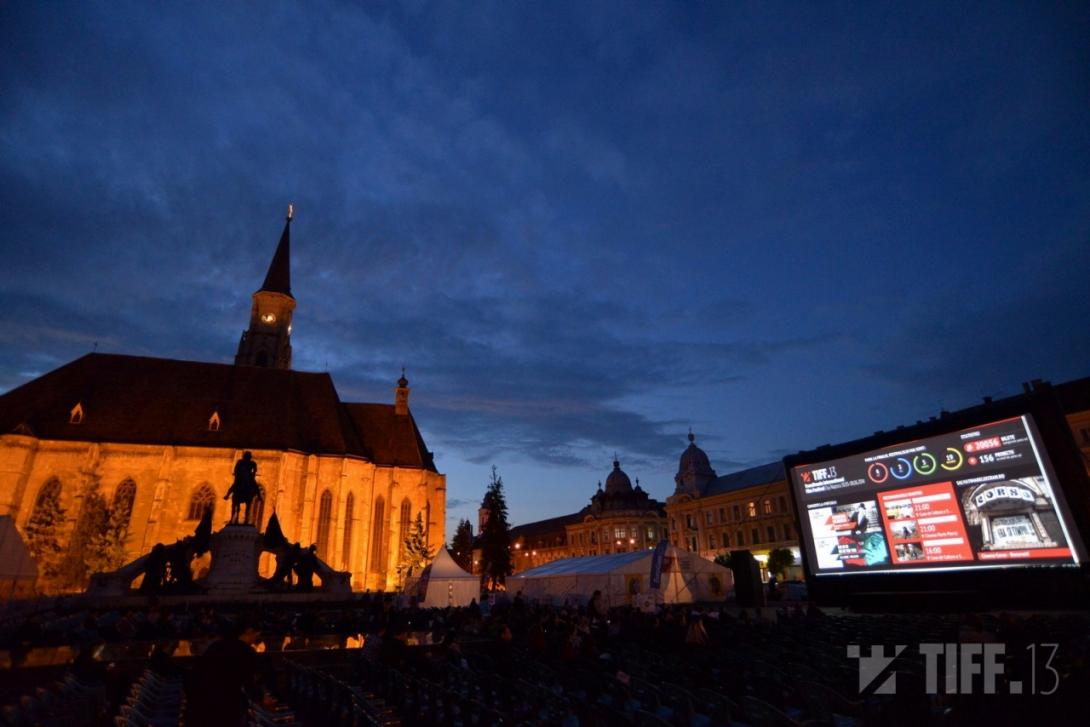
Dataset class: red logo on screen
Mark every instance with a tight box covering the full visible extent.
[964,438,1001,453]
[800,471,812,484]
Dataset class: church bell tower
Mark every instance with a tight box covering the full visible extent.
[235,205,296,369]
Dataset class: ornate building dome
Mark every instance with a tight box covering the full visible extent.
[674,431,717,496]
[604,458,633,495]
[678,431,713,475]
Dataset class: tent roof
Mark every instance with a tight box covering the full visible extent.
[0,516,37,580]
[514,548,654,577]
[422,547,476,580]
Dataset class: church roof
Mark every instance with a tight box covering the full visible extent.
[0,353,436,471]
[260,216,292,297]
[342,403,435,470]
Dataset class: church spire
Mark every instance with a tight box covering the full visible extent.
[235,205,297,369]
[260,203,293,298]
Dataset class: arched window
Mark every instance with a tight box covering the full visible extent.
[369,497,385,572]
[398,499,411,563]
[112,480,137,529]
[31,478,63,519]
[251,485,266,527]
[747,501,757,518]
[763,499,773,515]
[187,484,216,521]
[316,489,333,561]
[342,492,354,570]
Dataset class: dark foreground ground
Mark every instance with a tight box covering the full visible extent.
[2,595,1088,726]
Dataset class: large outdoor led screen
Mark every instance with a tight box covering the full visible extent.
[789,415,1086,576]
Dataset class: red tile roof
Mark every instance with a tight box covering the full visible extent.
[0,353,436,471]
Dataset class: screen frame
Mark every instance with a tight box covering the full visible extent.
[782,386,1090,607]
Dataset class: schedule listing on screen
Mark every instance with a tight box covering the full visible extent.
[789,415,1084,576]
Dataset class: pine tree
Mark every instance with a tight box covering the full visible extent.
[57,489,109,590]
[449,518,474,571]
[53,462,114,590]
[478,466,513,590]
[401,512,434,578]
[23,486,66,587]
[88,495,133,575]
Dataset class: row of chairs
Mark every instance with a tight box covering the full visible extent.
[113,670,184,727]
[1,673,107,727]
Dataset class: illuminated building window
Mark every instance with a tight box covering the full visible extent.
[747,502,757,518]
[369,497,385,572]
[187,484,216,521]
[208,411,221,432]
[316,490,333,561]
[763,499,773,515]
[704,511,714,526]
[69,402,84,424]
[398,499,411,564]
[31,479,62,521]
[614,526,626,540]
[112,480,136,529]
[251,485,266,526]
[340,492,353,571]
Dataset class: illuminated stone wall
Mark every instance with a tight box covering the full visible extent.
[0,434,445,592]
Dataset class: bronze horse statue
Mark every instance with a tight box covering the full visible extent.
[225,451,262,524]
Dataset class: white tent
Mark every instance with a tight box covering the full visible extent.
[511,545,732,609]
[405,547,479,608]
[0,516,38,601]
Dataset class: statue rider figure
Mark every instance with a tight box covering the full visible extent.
[225,451,261,525]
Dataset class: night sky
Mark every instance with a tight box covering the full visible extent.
[2,2,1088,535]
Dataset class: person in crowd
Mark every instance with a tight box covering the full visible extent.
[185,620,263,726]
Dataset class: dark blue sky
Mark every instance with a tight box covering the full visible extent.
[2,1,1088,534]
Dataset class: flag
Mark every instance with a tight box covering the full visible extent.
[649,539,669,590]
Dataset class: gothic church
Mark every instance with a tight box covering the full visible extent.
[0,209,446,591]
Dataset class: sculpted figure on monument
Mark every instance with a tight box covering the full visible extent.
[225,451,262,525]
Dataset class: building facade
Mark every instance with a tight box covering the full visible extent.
[500,458,668,574]
[665,433,801,578]
[0,211,446,592]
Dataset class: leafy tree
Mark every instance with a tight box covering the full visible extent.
[478,466,513,590]
[23,485,67,587]
[765,547,796,578]
[449,518,474,571]
[400,513,434,578]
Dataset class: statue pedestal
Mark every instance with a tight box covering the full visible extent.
[202,525,262,595]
